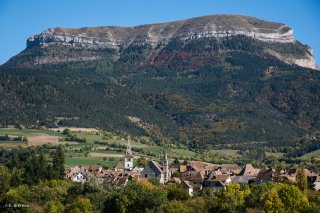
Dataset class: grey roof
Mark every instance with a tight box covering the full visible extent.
[149,160,163,176]
[255,168,273,183]
[232,175,253,184]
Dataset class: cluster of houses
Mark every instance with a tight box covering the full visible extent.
[65,140,320,196]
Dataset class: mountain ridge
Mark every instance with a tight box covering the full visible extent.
[12,14,315,69]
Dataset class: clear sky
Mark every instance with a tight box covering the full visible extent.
[0,0,319,65]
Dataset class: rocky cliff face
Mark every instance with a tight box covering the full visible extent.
[27,15,295,49]
[13,15,317,69]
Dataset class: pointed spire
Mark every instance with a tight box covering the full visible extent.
[126,139,132,156]
[164,150,168,160]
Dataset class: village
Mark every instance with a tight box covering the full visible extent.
[65,140,320,196]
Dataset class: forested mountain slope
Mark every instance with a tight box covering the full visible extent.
[1,15,319,150]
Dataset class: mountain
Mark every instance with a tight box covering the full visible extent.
[1,14,319,151]
[6,14,315,69]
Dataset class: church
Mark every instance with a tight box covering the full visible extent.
[120,139,171,183]
[140,151,170,184]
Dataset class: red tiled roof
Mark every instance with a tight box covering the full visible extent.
[114,162,125,170]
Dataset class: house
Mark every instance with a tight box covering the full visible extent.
[169,167,178,176]
[181,180,202,196]
[284,168,317,185]
[169,177,182,184]
[89,165,103,173]
[211,181,226,192]
[204,164,240,175]
[67,165,81,175]
[65,165,86,183]
[80,165,90,173]
[116,177,128,187]
[314,176,320,191]
[131,166,144,173]
[281,173,296,183]
[232,175,253,184]
[182,180,194,196]
[207,174,232,185]
[179,165,187,173]
[187,161,203,172]
[203,173,232,192]
[182,170,205,183]
[239,164,260,177]
[70,173,86,183]
[129,174,141,182]
[254,168,274,183]
[114,162,125,172]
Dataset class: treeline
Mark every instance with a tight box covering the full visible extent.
[0,134,26,141]
[1,177,319,212]
[0,146,65,187]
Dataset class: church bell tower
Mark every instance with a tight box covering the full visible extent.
[124,139,133,170]
[163,151,169,182]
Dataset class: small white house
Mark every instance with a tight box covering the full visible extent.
[182,180,194,196]
[315,176,320,191]
[71,173,86,183]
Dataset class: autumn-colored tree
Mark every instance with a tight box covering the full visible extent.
[296,167,308,192]
[187,197,208,213]
[0,165,11,194]
[45,200,65,213]
[277,184,309,212]
[209,183,250,212]
[136,156,148,167]
[260,187,284,213]
[65,197,93,213]
[165,183,189,201]
[161,200,193,213]
[103,182,167,212]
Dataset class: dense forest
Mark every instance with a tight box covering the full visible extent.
[0,36,319,153]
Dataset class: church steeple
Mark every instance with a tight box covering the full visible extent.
[124,139,133,170]
[163,150,169,182]
[125,139,133,156]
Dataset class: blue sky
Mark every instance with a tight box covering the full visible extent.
[0,0,319,65]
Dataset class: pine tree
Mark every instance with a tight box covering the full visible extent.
[38,152,49,180]
[52,145,65,179]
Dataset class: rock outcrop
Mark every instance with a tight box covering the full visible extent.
[18,15,317,69]
[27,15,295,49]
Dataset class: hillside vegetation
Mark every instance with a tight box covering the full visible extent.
[0,36,319,154]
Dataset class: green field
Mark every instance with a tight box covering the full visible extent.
[207,149,240,157]
[265,152,284,158]
[299,149,320,160]
[65,157,120,168]
[92,150,123,154]
[0,127,239,165]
